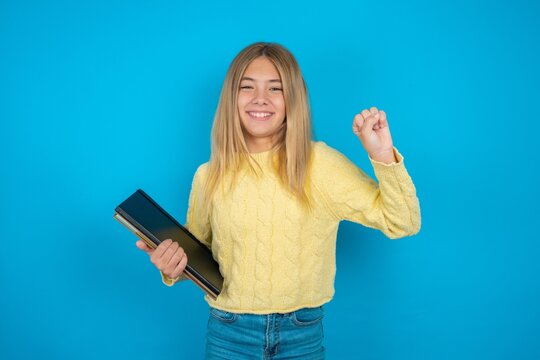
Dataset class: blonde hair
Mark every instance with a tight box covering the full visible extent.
[203,42,313,214]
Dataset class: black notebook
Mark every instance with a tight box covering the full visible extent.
[113,189,223,300]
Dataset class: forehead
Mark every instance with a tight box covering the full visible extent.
[242,57,281,81]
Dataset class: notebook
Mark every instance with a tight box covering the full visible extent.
[113,189,223,300]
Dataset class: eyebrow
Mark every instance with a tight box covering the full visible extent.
[241,76,282,83]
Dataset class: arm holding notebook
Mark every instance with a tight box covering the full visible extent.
[134,164,212,286]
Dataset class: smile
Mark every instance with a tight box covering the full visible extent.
[247,111,274,120]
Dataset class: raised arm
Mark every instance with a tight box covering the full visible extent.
[313,107,421,239]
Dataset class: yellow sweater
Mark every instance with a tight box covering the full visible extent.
[162,141,421,314]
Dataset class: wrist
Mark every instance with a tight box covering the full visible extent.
[369,148,397,164]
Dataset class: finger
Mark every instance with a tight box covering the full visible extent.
[373,113,383,130]
[370,106,379,115]
[352,114,364,133]
[362,110,380,131]
[379,110,388,128]
[160,241,180,266]
[166,246,185,270]
[169,253,189,279]
[360,110,371,130]
[361,109,371,120]
[151,239,174,262]
[167,252,187,277]
[136,240,153,254]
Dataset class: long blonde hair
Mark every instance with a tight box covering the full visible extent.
[203,42,313,214]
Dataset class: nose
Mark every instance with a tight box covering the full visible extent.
[251,88,268,105]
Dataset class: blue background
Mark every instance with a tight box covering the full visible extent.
[1,0,539,359]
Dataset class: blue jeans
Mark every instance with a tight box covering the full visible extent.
[205,305,326,359]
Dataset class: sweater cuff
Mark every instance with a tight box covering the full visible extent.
[161,271,189,286]
[369,147,410,182]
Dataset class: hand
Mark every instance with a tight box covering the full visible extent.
[136,238,188,279]
[352,106,396,163]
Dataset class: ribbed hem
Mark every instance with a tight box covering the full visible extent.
[369,147,411,182]
[204,295,333,315]
[160,271,187,287]
[249,149,273,160]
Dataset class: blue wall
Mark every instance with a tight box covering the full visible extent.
[1,1,539,359]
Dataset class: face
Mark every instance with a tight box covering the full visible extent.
[237,56,286,153]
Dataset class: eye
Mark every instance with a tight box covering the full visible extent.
[270,87,283,92]
[239,85,253,91]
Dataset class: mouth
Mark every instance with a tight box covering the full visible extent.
[246,111,274,121]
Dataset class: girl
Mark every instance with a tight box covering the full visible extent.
[136,42,421,359]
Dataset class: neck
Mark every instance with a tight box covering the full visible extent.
[246,137,274,153]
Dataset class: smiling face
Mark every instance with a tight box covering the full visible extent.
[237,56,286,153]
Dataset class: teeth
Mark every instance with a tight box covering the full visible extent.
[249,112,272,118]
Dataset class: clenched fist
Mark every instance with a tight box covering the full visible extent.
[352,106,397,164]
[136,238,188,279]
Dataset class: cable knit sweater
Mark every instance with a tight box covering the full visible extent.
[161,141,421,314]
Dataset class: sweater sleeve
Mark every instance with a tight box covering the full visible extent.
[161,163,213,286]
[313,142,421,239]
